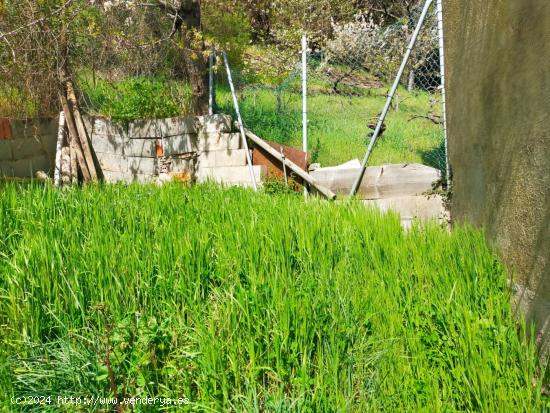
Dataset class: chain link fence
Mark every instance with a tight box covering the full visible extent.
[221,1,448,183]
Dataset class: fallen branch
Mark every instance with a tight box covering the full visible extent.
[408,113,443,125]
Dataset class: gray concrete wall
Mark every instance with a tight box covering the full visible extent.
[0,118,58,177]
[2,113,253,186]
[445,0,550,347]
[87,115,203,183]
[87,114,237,184]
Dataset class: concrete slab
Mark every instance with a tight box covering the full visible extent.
[310,163,440,199]
[90,117,127,137]
[40,133,58,161]
[11,138,46,159]
[31,155,51,174]
[128,116,198,138]
[363,194,446,221]
[102,171,157,184]
[10,118,57,140]
[196,114,232,133]
[162,135,194,156]
[194,132,241,152]
[92,134,127,156]
[102,170,130,183]
[0,162,13,176]
[127,156,157,176]
[0,140,13,161]
[127,172,157,184]
[2,159,34,177]
[198,149,249,168]
[197,165,265,185]
[124,138,158,157]
[170,157,197,173]
[97,153,128,173]
[317,159,361,171]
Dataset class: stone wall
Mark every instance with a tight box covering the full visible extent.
[445,0,550,348]
[0,118,58,177]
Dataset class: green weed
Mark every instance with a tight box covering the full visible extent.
[79,76,192,123]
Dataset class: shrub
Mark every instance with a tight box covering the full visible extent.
[80,77,191,122]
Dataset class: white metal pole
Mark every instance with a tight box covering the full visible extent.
[222,51,258,191]
[436,0,451,190]
[54,111,65,187]
[349,0,434,198]
[301,35,308,198]
[302,35,308,154]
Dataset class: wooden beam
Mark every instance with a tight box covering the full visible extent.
[59,92,91,182]
[65,80,98,181]
[243,127,336,200]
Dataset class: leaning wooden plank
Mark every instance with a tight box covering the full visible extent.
[60,146,71,185]
[66,80,98,181]
[69,142,78,184]
[243,128,336,200]
[59,93,91,182]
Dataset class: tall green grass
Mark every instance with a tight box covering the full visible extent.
[0,183,544,411]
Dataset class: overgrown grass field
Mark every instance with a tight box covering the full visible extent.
[0,183,544,411]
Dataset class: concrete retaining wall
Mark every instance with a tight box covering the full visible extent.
[87,115,201,183]
[88,113,263,185]
[0,113,245,185]
[311,162,447,228]
[0,118,58,177]
[445,0,550,352]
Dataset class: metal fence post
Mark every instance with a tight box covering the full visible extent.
[302,35,308,155]
[349,0,434,198]
[302,35,308,198]
[222,51,258,191]
[436,0,451,190]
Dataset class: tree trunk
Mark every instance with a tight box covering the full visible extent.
[178,0,209,115]
[182,33,209,115]
[155,0,209,114]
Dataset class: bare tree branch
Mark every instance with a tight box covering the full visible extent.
[0,0,74,39]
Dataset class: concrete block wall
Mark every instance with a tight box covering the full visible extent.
[0,118,58,178]
[2,113,264,188]
[86,114,264,186]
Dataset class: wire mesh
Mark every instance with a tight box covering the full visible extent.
[221,0,448,182]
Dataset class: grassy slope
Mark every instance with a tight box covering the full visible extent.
[0,183,544,412]
[217,83,445,169]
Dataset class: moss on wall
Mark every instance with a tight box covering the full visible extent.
[444,0,550,343]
